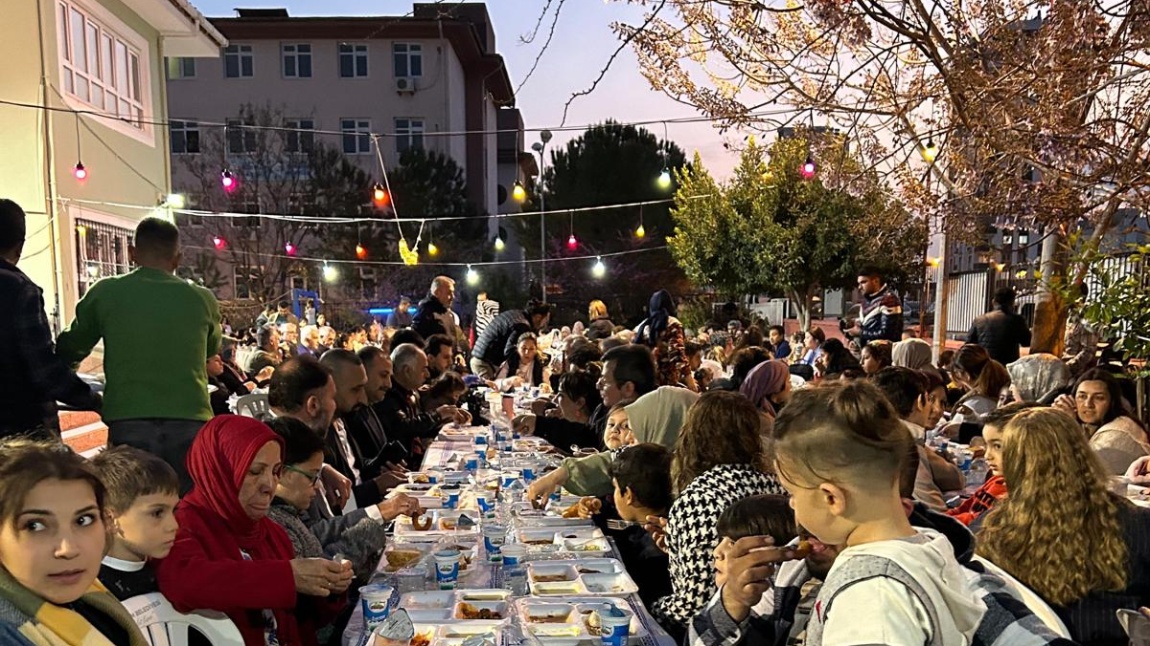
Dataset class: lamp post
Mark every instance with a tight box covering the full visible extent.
[532,129,553,303]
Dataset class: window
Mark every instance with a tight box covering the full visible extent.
[234,268,253,299]
[224,44,253,78]
[289,275,308,291]
[339,43,368,78]
[75,217,132,297]
[57,0,145,128]
[341,119,371,154]
[226,119,257,154]
[170,120,200,154]
[395,118,424,153]
[166,57,195,79]
[282,43,311,78]
[393,43,422,77]
[285,119,314,154]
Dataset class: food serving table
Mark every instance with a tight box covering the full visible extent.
[343,426,675,646]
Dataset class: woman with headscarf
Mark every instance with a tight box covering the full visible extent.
[635,290,695,390]
[157,416,351,646]
[526,387,700,499]
[892,338,934,371]
[738,359,792,434]
[1007,353,1070,404]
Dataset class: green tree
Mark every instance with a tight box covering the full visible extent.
[668,134,927,330]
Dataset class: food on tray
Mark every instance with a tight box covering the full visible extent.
[527,613,571,624]
[439,518,457,530]
[562,497,602,518]
[570,542,604,551]
[577,567,606,574]
[457,603,503,620]
[523,539,554,546]
[411,633,432,646]
[532,573,575,583]
[384,549,424,569]
[530,497,548,511]
[411,513,433,531]
[411,474,431,484]
[792,540,812,558]
[586,583,625,593]
[584,611,602,632]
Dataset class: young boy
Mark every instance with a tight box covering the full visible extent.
[769,381,986,644]
[608,443,673,606]
[92,445,180,600]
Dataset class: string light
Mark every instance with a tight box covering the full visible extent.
[921,139,939,163]
[355,243,367,260]
[799,154,817,180]
[221,170,236,192]
[73,113,87,182]
[76,224,87,237]
[86,263,99,277]
[635,205,646,238]
[592,256,606,278]
[212,235,226,250]
[371,183,390,207]
[466,265,479,285]
[165,193,186,209]
[428,241,439,256]
[657,169,672,190]
[285,242,296,256]
[323,262,338,282]
[494,234,505,251]
[512,181,527,203]
[567,211,578,250]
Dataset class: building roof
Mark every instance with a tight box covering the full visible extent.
[121,0,228,56]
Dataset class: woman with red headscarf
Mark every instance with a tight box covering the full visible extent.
[157,415,352,645]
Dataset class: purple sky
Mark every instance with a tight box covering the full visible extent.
[189,0,742,177]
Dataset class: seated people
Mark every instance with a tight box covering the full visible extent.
[490,332,546,392]
[0,439,149,644]
[608,443,673,606]
[265,417,418,583]
[651,391,784,638]
[424,334,456,382]
[247,325,283,383]
[949,344,1010,420]
[421,372,468,413]
[1007,354,1070,404]
[93,446,180,600]
[946,403,1038,529]
[979,407,1150,644]
[377,344,469,467]
[551,370,604,429]
[157,415,352,646]
[602,405,633,450]
[1054,368,1149,475]
[712,494,796,588]
[699,382,1071,646]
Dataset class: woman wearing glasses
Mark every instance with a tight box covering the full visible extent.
[156,415,355,646]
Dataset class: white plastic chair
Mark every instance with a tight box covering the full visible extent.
[234,393,270,418]
[121,593,243,646]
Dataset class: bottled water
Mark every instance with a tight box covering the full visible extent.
[967,457,989,487]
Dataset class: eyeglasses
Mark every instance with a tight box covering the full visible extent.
[285,464,321,485]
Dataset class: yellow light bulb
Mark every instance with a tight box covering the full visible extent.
[635,224,646,238]
[428,242,439,256]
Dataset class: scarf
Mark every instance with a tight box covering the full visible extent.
[181,415,285,551]
[740,360,790,418]
[624,386,700,447]
[636,290,677,347]
[892,339,934,371]
[0,568,147,646]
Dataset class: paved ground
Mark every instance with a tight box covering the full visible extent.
[61,410,107,457]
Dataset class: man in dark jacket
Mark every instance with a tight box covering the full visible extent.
[375,343,469,468]
[412,276,456,340]
[849,266,903,343]
[0,199,100,438]
[968,287,1032,365]
[470,300,552,379]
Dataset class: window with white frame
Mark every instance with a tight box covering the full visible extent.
[170,120,200,154]
[234,268,254,299]
[341,119,371,154]
[224,44,253,78]
[393,43,422,78]
[226,119,257,154]
[57,0,146,128]
[166,57,195,79]
[395,118,424,153]
[285,119,314,154]
[282,43,311,78]
[339,43,368,78]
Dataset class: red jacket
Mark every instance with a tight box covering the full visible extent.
[946,475,1008,526]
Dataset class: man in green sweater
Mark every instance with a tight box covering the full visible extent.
[57,218,221,492]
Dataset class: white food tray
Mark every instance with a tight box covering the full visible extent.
[525,559,637,597]
[515,597,646,645]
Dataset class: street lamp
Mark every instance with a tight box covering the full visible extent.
[532,129,553,303]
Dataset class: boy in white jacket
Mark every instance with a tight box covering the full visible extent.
[770,380,985,645]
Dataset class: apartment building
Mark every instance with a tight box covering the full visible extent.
[0,0,224,327]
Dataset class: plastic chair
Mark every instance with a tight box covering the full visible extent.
[120,593,243,646]
[1119,608,1150,646]
[234,393,270,418]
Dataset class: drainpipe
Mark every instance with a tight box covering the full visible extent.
[34,0,63,333]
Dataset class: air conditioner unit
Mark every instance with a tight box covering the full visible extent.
[395,77,416,93]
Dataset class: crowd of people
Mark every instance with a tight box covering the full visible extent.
[0,197,1147,646]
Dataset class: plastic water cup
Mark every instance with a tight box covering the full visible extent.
[359,583,394,631]
[465,457,480,471]
[501,544,527,566]
[444,491,461,509]
[434,550,461,589]
[482,524,506,562]
[599,608,633,646]
[522,467,536,482]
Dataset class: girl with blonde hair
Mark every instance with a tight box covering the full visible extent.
[978,407,1150,643]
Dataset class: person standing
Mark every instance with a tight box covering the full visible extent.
[849,266,903,343]
[470,300,552,380]
[474,291,500,345]
[387,296,413,328]
[0,199,101,438]
[412,276,456,340]
[303,299,317,326]
[968,287,1032,365]
[56,217,221,493]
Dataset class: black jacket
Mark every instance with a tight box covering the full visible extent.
[968,307,1032,365]
[324,418,384,510]
[586,317,615,341]
[859,284,903,343]
[375,383,443,466]
[412,295,450,340]
[473,309,532,370]
[533,403,609,451]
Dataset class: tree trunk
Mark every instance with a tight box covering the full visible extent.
[786,287,811,334]
[1030,229,1068,355]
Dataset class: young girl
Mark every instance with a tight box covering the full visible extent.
[771,381,987,644]
[602,405,634,450]
[0,439,148,645]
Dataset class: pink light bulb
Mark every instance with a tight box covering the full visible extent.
[285,242,296,256]
[73,162,87,181]
[212,236,226,250]
[221,170,236,192]
[567,234,578,250]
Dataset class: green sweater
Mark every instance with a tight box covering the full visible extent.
[56,267,222,422]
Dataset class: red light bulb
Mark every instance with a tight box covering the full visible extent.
[285,242,296,256]
[212,236,226,250]
[221,170,236,192]
[371,184,389,207]
[799,156,817,179]
[356,244,367,260]
[73,162,87,181]
[567,234,578,250]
